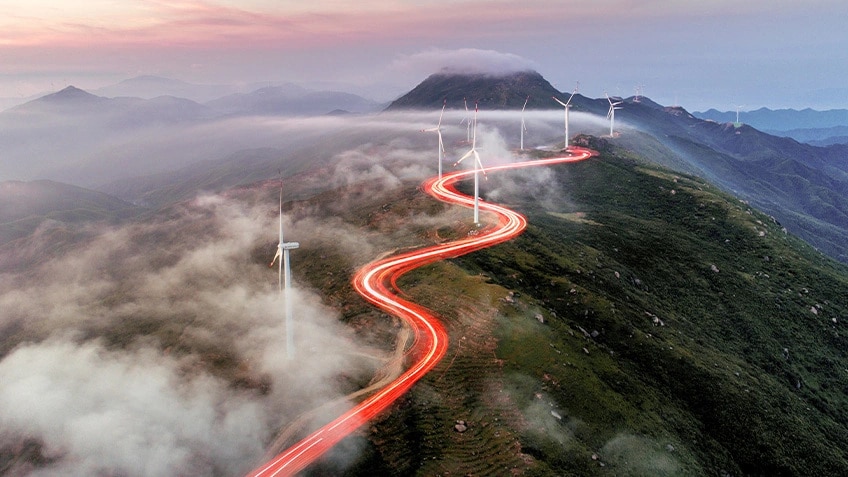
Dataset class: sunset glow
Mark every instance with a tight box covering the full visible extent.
[2,0,847,109]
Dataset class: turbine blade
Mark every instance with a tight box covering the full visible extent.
[471,101,479,147]
[552,96,568,108]
[521,95,529,112]
[474,151,487,180]
[454,149,474,166]
[269,248,281,268]
[437,99,446,127]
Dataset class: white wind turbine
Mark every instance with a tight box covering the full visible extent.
[552,83,579,150]
[734,104,745,126]
[459,97,472,143]
[634,84,645,102]
[269,178,300,359]
[520,95,529,151]
[422,99,447,178]
[606,92,623,137]
[453,102,487,225]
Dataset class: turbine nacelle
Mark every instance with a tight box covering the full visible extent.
[552,96,571,109]
[606,103,623,119]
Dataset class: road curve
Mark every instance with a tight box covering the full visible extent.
[245,146,597,477]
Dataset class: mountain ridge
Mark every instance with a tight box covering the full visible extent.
[694,107,848,132]
[385,70,848,262]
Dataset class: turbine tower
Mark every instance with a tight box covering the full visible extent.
[520,95,529,151]
[734,104,745,126]
[422,99,447,178]
[606,92,623,137]
[454,102,487,225]
[269,178,300,359]
[459,97,472,143]
[552,83,578,150]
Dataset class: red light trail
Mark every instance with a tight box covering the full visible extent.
[246,147,597,477]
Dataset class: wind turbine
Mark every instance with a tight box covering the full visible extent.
[606,92,623,137]
[552,83,579,150]
[734,104,745,126]
[422,99,447,178]
[520,95,529,151]
[459,97,472,143]
[453,101,487,225]
[634,84,644,102]
[269,177,300,359]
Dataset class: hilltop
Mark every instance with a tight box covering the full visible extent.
[386,70,570,110]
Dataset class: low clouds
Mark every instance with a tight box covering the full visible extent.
[0,338,267,477]
[0,190,378,475]
[391,48,537,78]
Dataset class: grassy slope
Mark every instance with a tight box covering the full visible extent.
[330,139,848,476]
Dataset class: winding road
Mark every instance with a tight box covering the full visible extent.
[245,146,597,477]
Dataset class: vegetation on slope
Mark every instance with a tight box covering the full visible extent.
[332,137,848,476]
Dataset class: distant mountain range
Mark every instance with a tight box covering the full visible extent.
[695,107,848,130]
[15,85,215,122]
[0,82,385,186]
[92,75,241,103]
[19,82,384,118]
[206,86,384,116]
[694,107,848,145]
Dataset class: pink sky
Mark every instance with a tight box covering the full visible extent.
[2,0,847,109]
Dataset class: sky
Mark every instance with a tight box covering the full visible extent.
[2,0,847,111]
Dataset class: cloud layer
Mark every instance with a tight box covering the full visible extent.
[390,48,537,78]
[0,190,378,475]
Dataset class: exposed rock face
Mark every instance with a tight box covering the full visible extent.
[454,420,468,433]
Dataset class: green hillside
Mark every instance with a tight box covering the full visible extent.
[320,137,848,476]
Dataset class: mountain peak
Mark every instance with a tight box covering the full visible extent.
[386,69,562,110]
[44,86,100,102]
[34,86,106,104]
